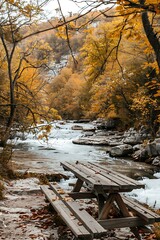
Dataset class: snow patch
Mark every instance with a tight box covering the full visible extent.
[10,178,40,190]
[0,206,30,213]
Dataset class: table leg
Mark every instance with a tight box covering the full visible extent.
[97,194,106,216]
[98,194,115,220]
[114,193,142,240]
[72,178,83,192]
[114,193,130,217]
[98,193,141,240]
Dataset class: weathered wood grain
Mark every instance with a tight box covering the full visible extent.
[49,183,107,238]
[122,195,160,223]
[41,185,92,239]
[61,161,145,192]
[98,216,147,229]
[88,162,145,189]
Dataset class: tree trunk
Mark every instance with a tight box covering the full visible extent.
[0,66,16,147]
[140,0,160,70]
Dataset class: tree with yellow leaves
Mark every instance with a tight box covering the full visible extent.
[48,67,84,119]
[0,1,60,147]
[78,15,159,130]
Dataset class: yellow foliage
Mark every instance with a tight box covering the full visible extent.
[55,22,76,40]
[37,124,53,141]
[154,91,160,98]
[131,85,158,126]
[48,67,84,119]
[106,105,118,119]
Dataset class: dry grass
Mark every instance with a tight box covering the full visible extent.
[0,145,20,180]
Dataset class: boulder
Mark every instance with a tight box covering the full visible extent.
[124,128,137,137]
[133,144,141,151]
[152,156,160,166]
[108,141,124,146]
[139,126,151,139]
[83,128,96,132]
[156,143,160,155]
[83,132,94,137]
[132,140,160,161]
[72,137,109,145]
[71,125,83,130]
[145,141,160,156]
[146,142,158,157]
[110,144,133,157]
[154,138,160,143]
[132,148,148,161]
[123,134,142,145]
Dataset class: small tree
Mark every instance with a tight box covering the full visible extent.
[0,0,60,146]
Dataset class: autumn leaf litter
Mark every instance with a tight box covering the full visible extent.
[0,178,58,240]
[0,177,157,240]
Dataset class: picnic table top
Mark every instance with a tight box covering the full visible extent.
[61,161,145,193]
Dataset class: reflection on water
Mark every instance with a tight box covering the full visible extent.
[12,121,157,179]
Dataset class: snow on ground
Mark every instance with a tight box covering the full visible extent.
[128,172,160,209]
[7,178,40,191]
[0,178,58,240]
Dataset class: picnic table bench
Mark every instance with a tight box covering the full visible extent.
[41,161,160,240]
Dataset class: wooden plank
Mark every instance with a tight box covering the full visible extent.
[41,185,92,239]
[67,201,107,238]
[98,216,147,229]
[61,162,98,189]
[122,195,160,223]
[49,183,107,237]
[61,162,119,191]
[61,162,107,186]
[88,162,145,189]
[78,164,123,194]
[75,163,120,189]
[113,192,143,240]
[85,163,135,188]
[86,163,137,191]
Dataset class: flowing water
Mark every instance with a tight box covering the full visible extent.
[12,121,157,179]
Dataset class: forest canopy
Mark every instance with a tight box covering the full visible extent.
[0,0,160,146]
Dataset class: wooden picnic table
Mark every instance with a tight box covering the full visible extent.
[61,161,145,214]
[61,161,157,240]
[41,161,160,240]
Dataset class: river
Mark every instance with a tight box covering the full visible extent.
[11,121,157,179]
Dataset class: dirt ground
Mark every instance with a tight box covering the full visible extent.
[0,178,157,240]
